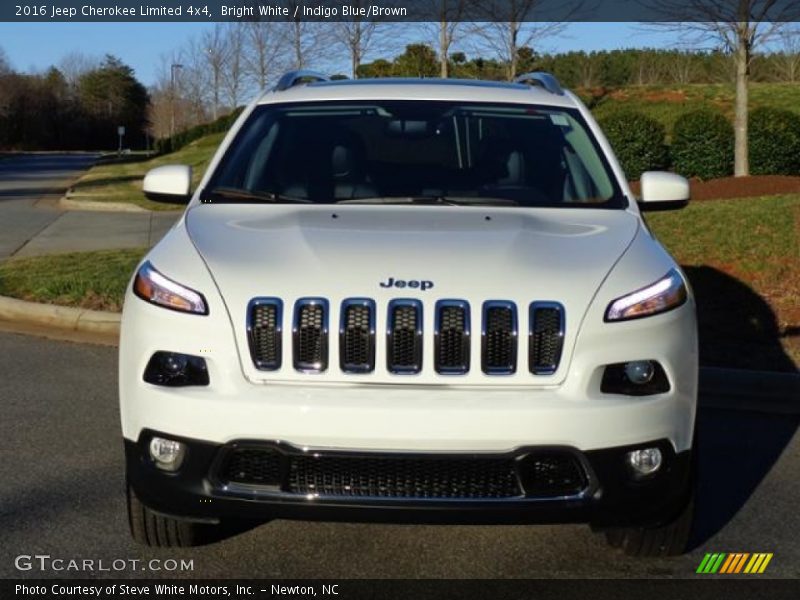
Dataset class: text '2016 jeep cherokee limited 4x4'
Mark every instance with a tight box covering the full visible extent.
[121,71,697,556]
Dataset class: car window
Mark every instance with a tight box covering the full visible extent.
[205,101,624,208]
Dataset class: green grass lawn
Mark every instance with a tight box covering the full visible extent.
[648,195,799,371]
[588,82,800,133]
[69,133,225,211]
[0,194,796,371]
[0,248,146,311]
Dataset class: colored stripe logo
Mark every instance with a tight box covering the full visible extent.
[696,553,773,574]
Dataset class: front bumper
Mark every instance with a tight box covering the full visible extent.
[126,431,692,529]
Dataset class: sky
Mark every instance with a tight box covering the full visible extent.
[0,22,681,87]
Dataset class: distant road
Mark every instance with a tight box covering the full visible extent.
[0,153,176,259]
[0,153,99,259]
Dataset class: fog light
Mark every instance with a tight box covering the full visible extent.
[626,447,662,477]
[149,437,186,471]
[600,361,670,396]
[624,360,655,384]
[143,351,209,387]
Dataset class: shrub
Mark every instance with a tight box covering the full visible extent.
[154,107,244,156]
[599,111,669,179]
[671,110,734,179]
[749,107,800,176]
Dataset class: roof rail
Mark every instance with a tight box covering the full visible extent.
[514,72,564,96]
[273,70,330,92]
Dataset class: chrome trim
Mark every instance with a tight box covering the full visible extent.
[529,301,565,375]
[434,299,471,375]
[339,298,376,374]
[481,300,518,375]
[246,297,283,371]
[386,299,423,375]
[292,298,329,373]
[210,440,594,505]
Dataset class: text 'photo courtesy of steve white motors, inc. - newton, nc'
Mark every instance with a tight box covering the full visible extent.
[12,3,408,19]
[15,583,339,597]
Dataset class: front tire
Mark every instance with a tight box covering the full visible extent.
[127,483,214,547]
[604,490,694,557]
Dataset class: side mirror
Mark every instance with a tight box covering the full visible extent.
[143,165,192,204]
[638,171,690,211]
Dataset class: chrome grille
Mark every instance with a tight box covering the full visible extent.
[247,297,566,377]
[247,298,282,370]
[340,299,375,373]
[293,298,328,372]
[482,301,517,374]
[387,299,423,374]
[435,300,470,374]
[529,302,565,374]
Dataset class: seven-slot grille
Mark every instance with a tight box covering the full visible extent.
[250,299,564,376]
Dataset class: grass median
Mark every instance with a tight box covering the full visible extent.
[0,195,796,370]
[0,248,146,312]
[69,133,225,211]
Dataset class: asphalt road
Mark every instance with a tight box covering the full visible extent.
[0,154,175,259]
[0,331,798,579]
[0,154,98,259]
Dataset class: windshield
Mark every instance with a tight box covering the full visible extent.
[203,100,624,208]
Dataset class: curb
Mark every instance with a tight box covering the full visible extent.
[0,293,797,413]
[60,194,152,213]
[0,294,120,336]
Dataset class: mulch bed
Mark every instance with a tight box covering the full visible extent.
[630,175,800,201]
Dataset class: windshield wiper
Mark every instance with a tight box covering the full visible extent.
[202,187,311,204]
[336,196,519,206]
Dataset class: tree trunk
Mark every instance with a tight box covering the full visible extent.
[733,31,750,177]
[439,20,448,78]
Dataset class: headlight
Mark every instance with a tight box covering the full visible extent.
[133,261,208,315]
[605,269,687,322]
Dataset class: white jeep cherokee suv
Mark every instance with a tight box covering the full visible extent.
[121,71,697,556]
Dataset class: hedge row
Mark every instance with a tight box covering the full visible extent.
[600,107,800,180]
[154,107,244,155]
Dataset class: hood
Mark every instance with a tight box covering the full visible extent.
[185,204,639,385]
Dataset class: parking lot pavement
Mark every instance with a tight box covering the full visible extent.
[0,330,798,579]
[0,154,178,260]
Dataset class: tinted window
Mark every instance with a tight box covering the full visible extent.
[206,101,623,208]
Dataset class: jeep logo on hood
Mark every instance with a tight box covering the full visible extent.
[380,277,434,291]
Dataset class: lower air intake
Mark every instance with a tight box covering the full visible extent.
[216,446,588,500]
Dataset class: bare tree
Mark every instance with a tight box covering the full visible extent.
[646,0,800,177]
[420,1,468,78]
[470,1,581,80]
[242,21,287,90]
[0,46,10,75]
[668,51,697,85]
[222,23,246,108]
[332,13,388,78]
[57,51,98,89]
[282,2,327,70]
[202,24,229,120]
[774,24,800,82]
